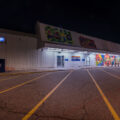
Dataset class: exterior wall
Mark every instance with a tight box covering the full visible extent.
[0,29,120,70]
[37,49,56,68]
[39,48,120,69]
[0,32,38,71]
[1,22,120,71]
[41,49,96,69]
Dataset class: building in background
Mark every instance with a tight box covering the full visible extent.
[0,22,120,71]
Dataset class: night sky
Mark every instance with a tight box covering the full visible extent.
[0,0,120,43]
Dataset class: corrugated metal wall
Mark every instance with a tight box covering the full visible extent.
[0,32,38,70]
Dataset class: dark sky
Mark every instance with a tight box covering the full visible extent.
[0,0,120,43]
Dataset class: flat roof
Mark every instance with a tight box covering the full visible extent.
[0,28,37,38]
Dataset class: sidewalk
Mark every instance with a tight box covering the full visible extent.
[0,67,71,76]
[0,66,119,76]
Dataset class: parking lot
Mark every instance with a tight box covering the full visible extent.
[0,67,120,120]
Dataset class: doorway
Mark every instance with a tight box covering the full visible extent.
[86,57,90,66]
[57,56,64,67]
[0,59,5,72]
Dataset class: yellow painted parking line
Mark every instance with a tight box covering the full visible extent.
[0,72,52,94]
[22,70,73,120]
[0,72,35,76]
[0,75,21,82]
[87,69,120,120]
[100,69,120,80]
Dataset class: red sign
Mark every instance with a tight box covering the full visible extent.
[79,36,96,49]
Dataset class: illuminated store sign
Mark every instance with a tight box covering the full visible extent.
[45,26,73,44]
[65,59,69,61]
[0,37,5,42]
[79,36,96,49]
[71,56,80,61]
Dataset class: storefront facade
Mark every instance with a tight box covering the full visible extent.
[0,22,120,71]
[38,47,120,69]
[36,22,120,69]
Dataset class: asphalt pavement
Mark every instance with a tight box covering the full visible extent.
[0,67,120,120]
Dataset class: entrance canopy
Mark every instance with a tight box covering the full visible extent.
[42,41,120,55]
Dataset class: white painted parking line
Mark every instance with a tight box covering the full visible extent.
[87,69,120,120]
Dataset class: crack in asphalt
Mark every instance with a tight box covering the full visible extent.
[0,100,26,115]
[32,103,88,120]
[34,114,81,120]
[0,100,88,120]
[80,104,88,120]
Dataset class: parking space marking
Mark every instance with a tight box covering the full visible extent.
[87,69,120,120]
[100,69,120,80]
[0,71,58,83]
[0,72,52,94]
[22,70,73,120]
[0,75,21,83]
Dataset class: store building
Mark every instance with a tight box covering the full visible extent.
[0,22,120,72]
[36,22,120,69]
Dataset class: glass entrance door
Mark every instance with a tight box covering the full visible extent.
[86,57,90,66]
[57,56,64,67]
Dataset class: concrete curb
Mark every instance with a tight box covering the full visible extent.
[0,70,61,76]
